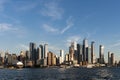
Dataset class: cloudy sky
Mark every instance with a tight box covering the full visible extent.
[0,0,120,61]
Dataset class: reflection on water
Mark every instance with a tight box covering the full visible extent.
[0,67,120,80]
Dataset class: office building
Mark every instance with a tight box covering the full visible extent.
[111,53,114,66]
[11,54,17,65]
[91,41,96,64]
[86,47,91,64]
[83,38,88,62]
[29,42,37,66]
[59,50,64,64]
[44,44,48,58]
[99,45,104,64]
[26,50,30,60]
[69,46,74,61]
[47,52,56,66]
[108,52,111,65]
[65,54,70,62]
[77,44,83,64]
[36,47,41,65]
[40,45,44,59]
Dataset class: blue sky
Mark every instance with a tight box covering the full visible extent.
[0,0,120,61]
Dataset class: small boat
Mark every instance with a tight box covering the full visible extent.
[16,62,23,68]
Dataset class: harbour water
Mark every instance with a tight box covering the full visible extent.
[0,67,120,80]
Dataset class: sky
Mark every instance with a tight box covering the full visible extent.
[0,0,120,61]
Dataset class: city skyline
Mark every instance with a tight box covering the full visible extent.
[0,0,120,61]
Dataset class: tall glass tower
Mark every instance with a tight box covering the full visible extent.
[44,44,48,58]
[99,45,104,64]
[29,42,37,66]
[83,38,88,62]
[91,41,96,64]
[40,45,44,59]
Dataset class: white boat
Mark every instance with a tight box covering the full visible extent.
[16,61,23,68]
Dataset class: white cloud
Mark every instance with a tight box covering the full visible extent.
[66,35,81,47]
[61,16,74,34]
[43,24,58,33]
[111,42,120,47]
[0,23,18,32]
[0,23,27,38]
[41,1,64,19]
[19,44,29,50]
[42,16,74,34]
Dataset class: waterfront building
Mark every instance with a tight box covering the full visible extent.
[4,52,9,66]
[47,52,52,66]
[36,47,41,65]
[83,38,88,62]
[40,45,44,59]
[44,44,48,58]
[29,42,37,66]
[86,47,91,64]
[77,44,83,64]
[69,46,74,61]
[8,54,12,65]
[26,50,30,60]
[91,41,96,64]
[99,45,105,64]
[11,54,17,65]
[47,52,56,66]
[108,52,111,65]
[111,53,115,66]
[43,58,47,67]
[59,50,64,64]
[65,54,70,62]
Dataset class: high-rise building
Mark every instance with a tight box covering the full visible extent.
[77,44,82,64]
[69,42,77,61]
[36,47,41,65]
[29,42,37,66]
[11,54,17,65]
[91,41,96,64]
[65,54,70,62]
[111,53,114,65]
[47,52,52,66]
[40,45,44,59]
[59,50,64,64]
[26,50,30,60]
[44,44,48,58]
[37,47,41,60]
[86,47,91,64]
[83,38,88,62]
[99,45,104,64]
[69,46,74,61]
[108,51,111,65]
[47,52,56,66]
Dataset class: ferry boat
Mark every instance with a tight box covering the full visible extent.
[16,62,23,68]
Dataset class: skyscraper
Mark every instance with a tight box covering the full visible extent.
[83,38,88,62]
[111,53,114,66]
[99,45,104,64]
[69,44,74,61]
[91,41,96,64]
[44,44,48,58]
[37,47,41,60]
[86,47,91,64]
[77,44,82,64]
[43,44,48,66]
[59,50,64,64]
[29,42,37,66]
[40,45,44,59]
[108,51,111,65]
